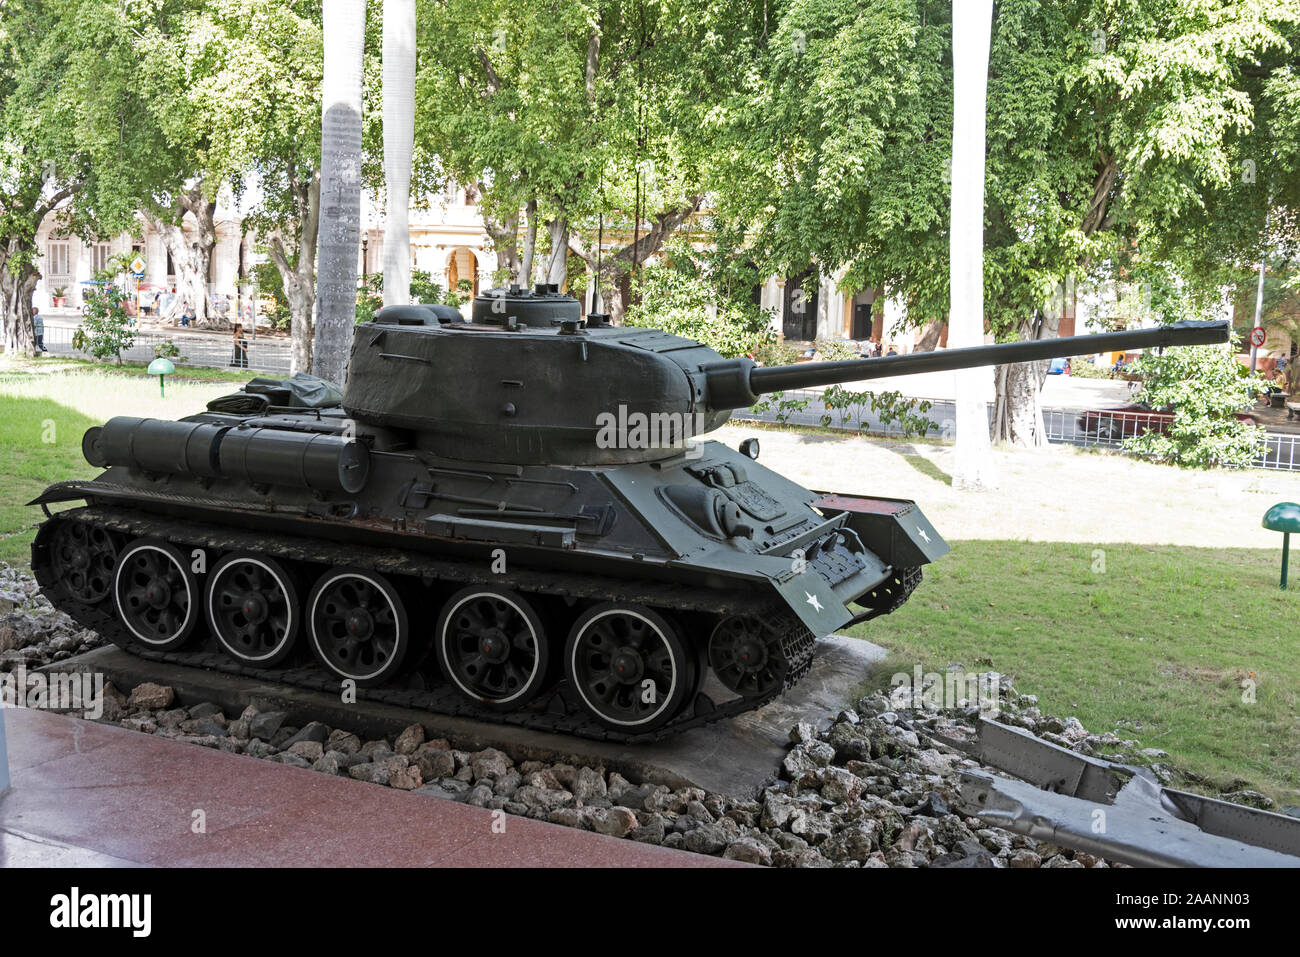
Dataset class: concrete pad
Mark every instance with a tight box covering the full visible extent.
[0,709,744,868]
[52,635,886,798]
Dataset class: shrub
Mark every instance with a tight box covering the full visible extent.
[1124,342,1266,469]
[624,241,776,358]
[72,284,135,363]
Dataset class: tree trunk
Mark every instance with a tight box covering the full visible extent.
[482,202,522,286]
[914,318,944,352]
[268,168,321,376]
[604,274,628,323]
[382,0,415,307]
[520,199,538,285]
[314,0,366,386]
[145,185,219,327]
[991,298,1063,447]
[0,244,39,356]
[949,0,997,491]
[544,217,568,287]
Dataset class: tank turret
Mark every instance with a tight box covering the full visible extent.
[344,287,1229,465]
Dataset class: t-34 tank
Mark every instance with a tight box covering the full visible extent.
[29,287,1229,739]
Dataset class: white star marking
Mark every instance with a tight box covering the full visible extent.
[917,527,930,543]
[804,591,824,613]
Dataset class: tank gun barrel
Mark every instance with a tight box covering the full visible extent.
[702,319,1230,410]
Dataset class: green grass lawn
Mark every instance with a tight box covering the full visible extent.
[0,394,100,565]
[5,354,255,383]
[0,360,238,565]
[854,539,1299,804]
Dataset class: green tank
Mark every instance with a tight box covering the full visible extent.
[28,286,1229,739]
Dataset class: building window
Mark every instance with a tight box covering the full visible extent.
[91,243,111,274]
[46,241,70,278]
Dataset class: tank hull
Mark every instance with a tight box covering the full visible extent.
[30,408,945,739]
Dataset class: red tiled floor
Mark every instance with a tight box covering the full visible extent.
[0,709,747,868]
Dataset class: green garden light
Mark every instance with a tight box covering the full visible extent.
[147,357,175,398]
[1262,502,1300,589]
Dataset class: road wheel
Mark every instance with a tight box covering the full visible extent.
[436,585,549,711]
[206,552,301,666]
[113,539,201,650]
[564,603,692,732]
[306,567,409,685]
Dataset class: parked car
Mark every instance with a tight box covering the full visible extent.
[1077,402,1256,441]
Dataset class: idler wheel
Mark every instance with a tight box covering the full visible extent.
[205,552,301,666]
[708,615,788,697]
[112,539,200,650]
[435,586,549,711]
[50,521,118,604]
[306,567,409,685]
[564,603,692,732]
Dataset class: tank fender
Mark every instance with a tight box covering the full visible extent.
[812,493,949,567]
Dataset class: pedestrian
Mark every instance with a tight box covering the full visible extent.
[32,307,46,352]
[230,322,249,369]
[152,291,162,318]
[886,343,898,357]
[181,300,194,328]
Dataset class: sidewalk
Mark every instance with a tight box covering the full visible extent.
[0,709,744,868]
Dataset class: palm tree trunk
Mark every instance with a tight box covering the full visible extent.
[314,0,367,385]
[949,0,998,490]
[382,0,415,307]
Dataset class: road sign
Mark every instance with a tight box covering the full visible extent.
[129,256,146,277]
[1250,326,1266,349]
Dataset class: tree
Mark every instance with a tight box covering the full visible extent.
[0,0,168,356]
[146,0,328,373]
[72,281,136,363]
[413,0,748,319]
[314,0,368,385]
[382,0,416,306]
[712,0,1300,448]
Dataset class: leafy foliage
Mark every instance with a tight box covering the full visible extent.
[355,269,452,323]
[72,285,135,363]
[819,384,936,437]
[1125,343,1266,469]
[152,339,183,361]
[249,261,292,330]
[623,242,774,358]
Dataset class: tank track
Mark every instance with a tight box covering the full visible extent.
[34,506,823,743]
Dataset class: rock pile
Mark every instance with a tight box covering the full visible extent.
[0,563,102,667]
[72,676,1146,867]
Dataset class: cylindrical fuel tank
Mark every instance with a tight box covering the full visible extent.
[84,416,369,494]
[88,417,225,478]
[218,427,370,493]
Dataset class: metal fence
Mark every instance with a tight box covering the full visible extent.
[736,392,1300,472]
[38,321,293,375]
